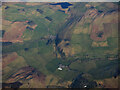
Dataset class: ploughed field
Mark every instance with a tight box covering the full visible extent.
[2,2,119,88]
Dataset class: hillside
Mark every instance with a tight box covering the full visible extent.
[1,2,119,88]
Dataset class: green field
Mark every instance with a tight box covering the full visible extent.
[2,2,119,88]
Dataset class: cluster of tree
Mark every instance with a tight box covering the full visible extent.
[45,16,52,21]
[17,9,25,12]
[36,9,43,14]
[5,6,10,9]
[26,26,33,30]
[27,21,35,26]
[70,74,97,88]
[0,30,5,37]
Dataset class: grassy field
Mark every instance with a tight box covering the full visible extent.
[2,2,119,88]
[2,3,69,82]
[3,54,28,82]
[3,3,68,41]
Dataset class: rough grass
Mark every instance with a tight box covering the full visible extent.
[89,60,118,80]
[17,42,55,75]
[2,2,119,87]
[71,32,118,58]
[96,76,119,88]
[3,55,27,82]
[46,58,71,73]
[3,3,68,42]
[70,60,96,72]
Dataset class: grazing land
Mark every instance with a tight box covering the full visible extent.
[2,2,119,88]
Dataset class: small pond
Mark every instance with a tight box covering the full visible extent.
[50,2,73,9]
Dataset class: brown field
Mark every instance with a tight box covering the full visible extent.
[2,20,12,26]
[85,9,98,18]
[2,21,27,43]
[25,2,47,6]
[7,66,46,84]
[90,11,118,41]
[2,52,18,68]
[90,25,107,41]
[96,76,119,88]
